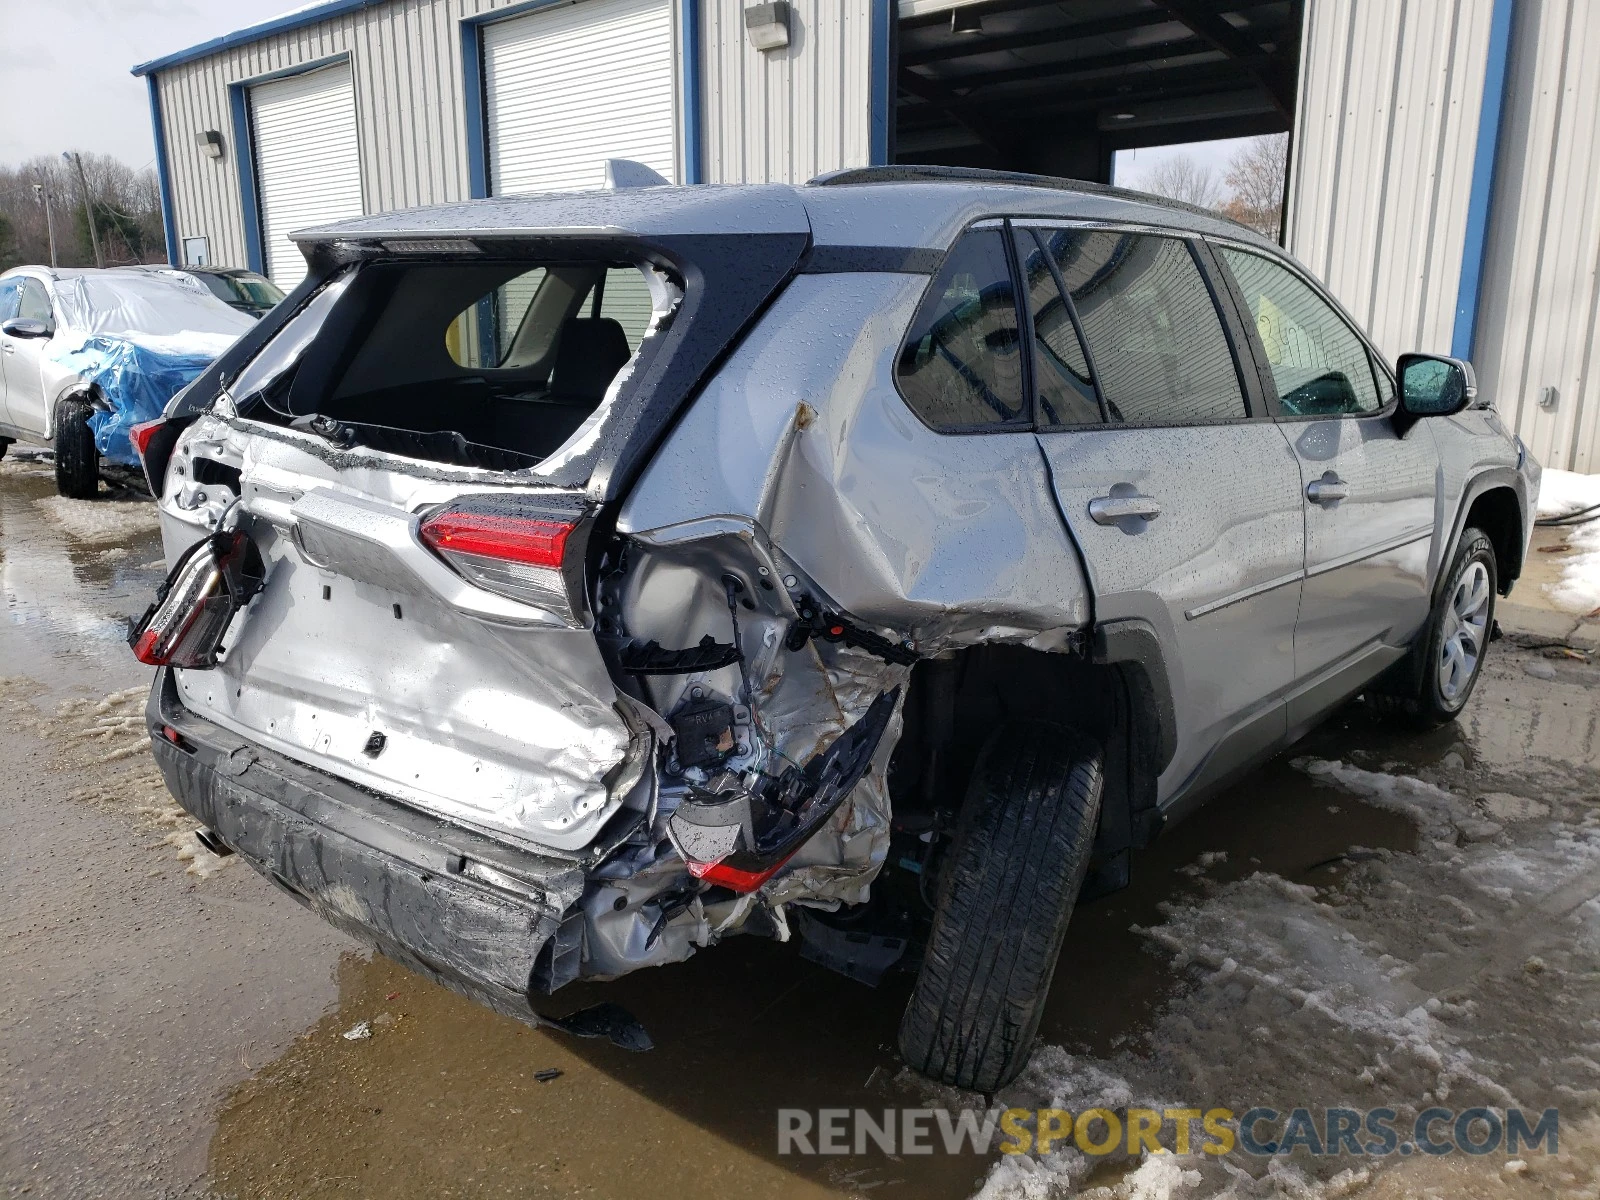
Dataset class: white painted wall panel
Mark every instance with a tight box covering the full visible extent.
[1285,0,1493,361]
[484,0,676,195]
[699,0,875,184]
[250,63,365,287]
[1473,0,1600,471]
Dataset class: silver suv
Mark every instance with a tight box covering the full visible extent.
[131,166,1539,1092]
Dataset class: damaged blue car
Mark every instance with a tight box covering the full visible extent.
[0,266,254,497]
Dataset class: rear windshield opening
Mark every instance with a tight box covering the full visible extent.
[227,259,674,470]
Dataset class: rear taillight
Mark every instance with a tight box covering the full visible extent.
[418,498,588,623]
[129,417,165,464]
[129,530,259,669]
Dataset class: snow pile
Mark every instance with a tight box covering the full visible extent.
[1535,468,1600,614]
[973,755,1600,1199]
[1534,468,1600,520]
[1292,757,1475,841]
[34,495,161,545]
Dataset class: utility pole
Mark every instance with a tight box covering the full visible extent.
[33,175,58,268]
[64,151,103,268]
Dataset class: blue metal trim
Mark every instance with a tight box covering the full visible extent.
[459,1,568,199]
[227,54,354,276]
[1451,0,1516,360]
[233,51,352,90]
[131,0,386,76]
[145,75,179,264]
[869,0,892,165]
[228,84,266,275]
[461,20,489,199]
[680,0,704,183]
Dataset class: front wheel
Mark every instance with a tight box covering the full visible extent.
[1368,526,1498,727]
[897,721,1103,1092]
[54,398,99,499]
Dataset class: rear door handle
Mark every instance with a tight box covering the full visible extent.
[1088,493,1162,525]
[1306,473,1349,505]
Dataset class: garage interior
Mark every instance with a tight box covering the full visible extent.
[893,0,1305,182]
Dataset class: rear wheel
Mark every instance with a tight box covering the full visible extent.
[54,398,99,499]
[898,721,1103,1092]
[1367,527,1497,728]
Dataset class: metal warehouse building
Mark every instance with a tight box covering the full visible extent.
[133,0,1599,469]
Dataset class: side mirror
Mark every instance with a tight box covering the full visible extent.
[1397,352,1475,417]
[0,317,51,340]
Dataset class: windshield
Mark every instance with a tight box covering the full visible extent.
[51,272,255,345]
[199,271,284,310]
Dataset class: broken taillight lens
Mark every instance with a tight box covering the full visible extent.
[418,498,588,622]
[128,417,165,464]
[129,530,260,669]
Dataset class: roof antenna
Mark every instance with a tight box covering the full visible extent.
[602,159,671,189]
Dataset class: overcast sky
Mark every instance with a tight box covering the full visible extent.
[0,0,294,168]
[1113,138,1257,191]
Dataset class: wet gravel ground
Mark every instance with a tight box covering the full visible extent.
[2,450,1598,1199]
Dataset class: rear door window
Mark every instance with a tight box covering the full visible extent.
[896,228,1026,429]
[1218,246,1381,416]
[1038,230,1247,425]
[1014,228,1102,425]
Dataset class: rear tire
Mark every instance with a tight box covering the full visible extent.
[54,398,99,499]
[1366,527,1498,728]
[0,438,10,460]
[897,721,1103,1092]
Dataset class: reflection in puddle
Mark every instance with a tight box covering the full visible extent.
[0,458,165,693]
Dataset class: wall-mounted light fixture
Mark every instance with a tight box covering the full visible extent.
[196,130,225,160]
[744,1,791,52]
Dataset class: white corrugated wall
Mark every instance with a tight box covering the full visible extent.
[698,0,876,184]
[1288,0,1600,472]
[151,0,693,275]
[1285,0,1495,360]
[1472,0,1600,472]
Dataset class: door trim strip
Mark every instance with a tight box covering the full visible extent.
[1184,526,1433,621]
[1185,568,1305,621]
[1304,526,1433,579]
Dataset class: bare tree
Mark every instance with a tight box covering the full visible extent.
[1222,134,1289,239]
[1134,153,1223,209]
[0,153,165,271]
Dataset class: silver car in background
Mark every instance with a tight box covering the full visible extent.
[129,166,1538,1091]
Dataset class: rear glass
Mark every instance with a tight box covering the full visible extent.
[229,259,671,471]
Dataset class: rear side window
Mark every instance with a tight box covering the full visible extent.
[1015,229,1102,425]
[1219,247,1380,416]
[1039,230,1246,425]
[896,228,1025,429]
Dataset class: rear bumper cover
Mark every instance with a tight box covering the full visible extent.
[146,668,585,1024]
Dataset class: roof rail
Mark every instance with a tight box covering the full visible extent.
[807,164,1245,230]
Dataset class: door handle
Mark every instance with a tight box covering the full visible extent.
[1088,493,1162,525]
[1306,473,1349,505]
[0,341,14,355]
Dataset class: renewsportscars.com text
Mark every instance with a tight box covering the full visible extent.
[777,1106,1559,1158]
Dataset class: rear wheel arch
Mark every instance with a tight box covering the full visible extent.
[888,640,1164,895]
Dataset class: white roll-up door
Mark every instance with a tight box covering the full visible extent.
[250,63,364,288]
[484,0,676,196]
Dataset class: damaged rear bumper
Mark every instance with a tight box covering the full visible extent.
[145,668,585,1025]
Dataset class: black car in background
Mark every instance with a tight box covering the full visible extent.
[178,267,284,318]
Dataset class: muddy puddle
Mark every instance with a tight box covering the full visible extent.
[5,456,1599,1200]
